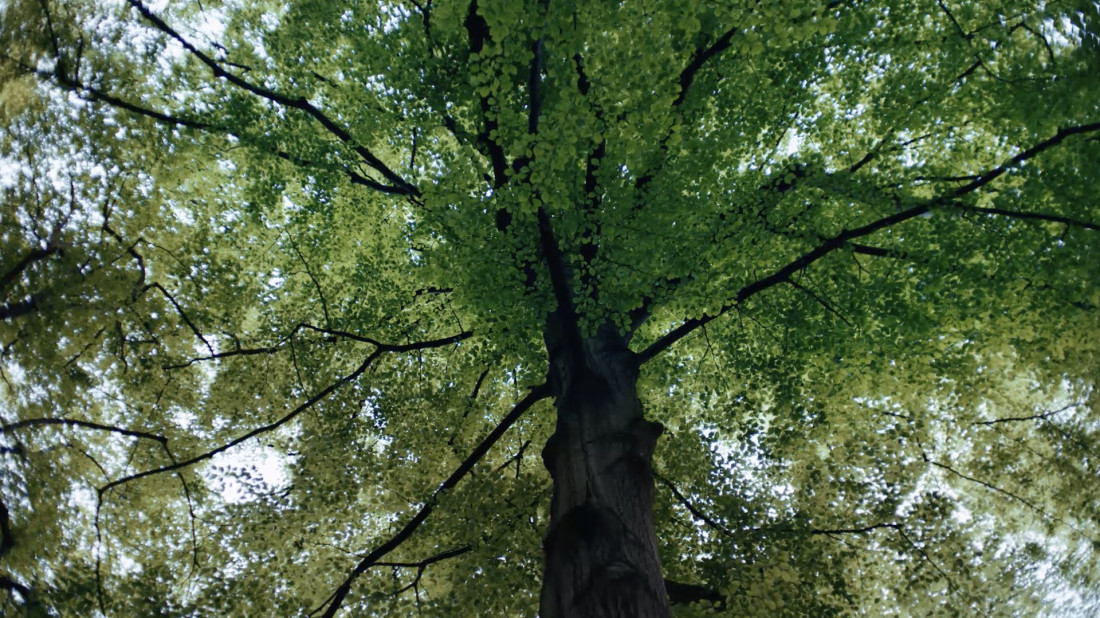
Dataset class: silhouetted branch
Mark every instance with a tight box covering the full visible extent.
[922,454,1094,543]
[0,418,167,444]
[914,174,981,183]
[0,499,13,559]
[664,579,725,608]
[0,52,216,130]
[99,351,382,493]
[895,527,954,589]
[314,382,551,618]
[289,242,332,327]
[0,575,31,602]
[0,498,31,604]
[0,245,59,295]
[448,366,492,448]
[378,545,472,595]
[654,472,736,537]
[675,27,738,107]
[124,0,417,195]
[144,282,214,356]
[955,205,1100,231]
[298,324,472,351]
[537,209,585,363]
[638,121,1100,363]
[164,344,283,369]
[167,324,472,368]
[925,456,1046,514]
[788,278,853,327]
[973,402,1080,425]
[464,0,508,189]
[0,297,41,322]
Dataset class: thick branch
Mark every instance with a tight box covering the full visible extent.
[537,209,584,360]
[0,297,41,322]
[316,383,551,618]
[0,499,32,602]
[674,27,738,108]
[638,121,1100,363]
[124,0,417,195]
[664,579,724,608]
[0,575,31,601]
[0,499,13,559]
[0,245,59,295]
[464,0,508,189]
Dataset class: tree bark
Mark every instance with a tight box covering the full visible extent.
[540,317,669,618]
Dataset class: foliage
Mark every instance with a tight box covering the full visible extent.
[1,0,1098,615]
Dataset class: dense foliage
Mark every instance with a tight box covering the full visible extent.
[1,0,1098,615]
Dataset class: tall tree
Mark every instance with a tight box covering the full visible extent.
[1,0,1098,615]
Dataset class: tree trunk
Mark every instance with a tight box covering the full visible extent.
[540,318,670,618]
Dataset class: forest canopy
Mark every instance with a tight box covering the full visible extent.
[0,0,1098,616]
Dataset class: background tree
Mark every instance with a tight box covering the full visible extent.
[1,0,1098,615]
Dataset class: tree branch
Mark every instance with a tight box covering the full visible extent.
[537,208,585,362]
[664,579,725,608]
[0,499,13,559]
[144,282,214,357]
[378,545,472,595]
[315,382,551,618]
[0,575,31,602]
[464,0,508,189]
[0,296,42,322]
[787,278,853,327]
[637,121,1100,363]
[124,0,417,195]
[0,499,32,604]
[674,27,738,108]
[654,472,736,537]
[972,402,1080,425]
[99,351,381,494]
[289,242,332,327]
[894,526,955,589]
[955,204,1100,231]
[0,52,216,130]
[0,418,168,444]
[922,453,1091,542]
[166,323,470,369]
[0,245,59,296]
[102,326,469,490]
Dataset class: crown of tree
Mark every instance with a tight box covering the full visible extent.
[1,0,1098,616]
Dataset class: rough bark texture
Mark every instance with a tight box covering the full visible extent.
[540,317,670,618]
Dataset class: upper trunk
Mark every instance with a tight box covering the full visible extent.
[539,316,669,618]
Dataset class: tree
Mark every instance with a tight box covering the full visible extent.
[0,0,1098,615]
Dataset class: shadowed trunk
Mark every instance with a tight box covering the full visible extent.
[540,317,669,618]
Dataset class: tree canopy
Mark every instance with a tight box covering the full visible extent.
[1,0,1098,615]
